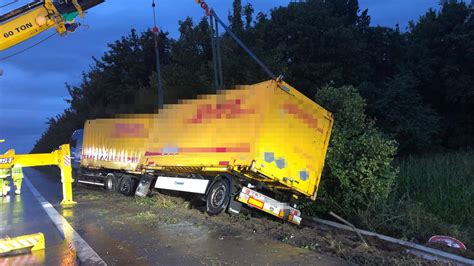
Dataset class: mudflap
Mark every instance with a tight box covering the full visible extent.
[228,198,242,215]
[135,175,153,197]
[227,176,242,215]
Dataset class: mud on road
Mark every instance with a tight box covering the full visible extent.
[65,185,432,265]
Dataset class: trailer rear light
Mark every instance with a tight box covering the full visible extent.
[242,187,250,194]
[247,197,264,209]
[290,209,301,217]
[278,210,284,218]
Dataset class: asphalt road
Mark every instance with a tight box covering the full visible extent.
[0,168,350,265]
[0,170,76,265]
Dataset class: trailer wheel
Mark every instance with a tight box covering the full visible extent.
[206,178,231,215]
[105,174,116,192]
[119,176,135,196]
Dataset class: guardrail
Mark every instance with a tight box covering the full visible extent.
[303,215,474,265]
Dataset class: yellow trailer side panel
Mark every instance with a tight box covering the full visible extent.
[81,116,153,171]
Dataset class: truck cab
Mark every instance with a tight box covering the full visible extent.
[70,129,83,169]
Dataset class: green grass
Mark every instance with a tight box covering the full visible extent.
[134,194,178,209]
[355,151,474,248]
[397,151,474,228]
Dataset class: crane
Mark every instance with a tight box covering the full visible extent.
[0,0,276,80]
[0,0,104,51]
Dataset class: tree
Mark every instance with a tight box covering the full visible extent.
[359,74,441,154]
[406,1,474,149]
[230,0,244,34]
[258,0,372,96]
[243,3,254,31]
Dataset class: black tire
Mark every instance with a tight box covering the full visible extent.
[206,178,231,215]
[105,174,116,192]
[119,175,135,196]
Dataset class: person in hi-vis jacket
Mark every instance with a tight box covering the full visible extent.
[11,165,23,195]
[0,168,11,196]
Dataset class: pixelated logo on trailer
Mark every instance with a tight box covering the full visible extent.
[282,103,324,133]
[111,123,148,138]
[186,99,256,124]
[145,143,251,156]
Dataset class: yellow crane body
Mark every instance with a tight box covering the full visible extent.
[0,1,63,51]
[0,144,76,207]
[0,0,104,51]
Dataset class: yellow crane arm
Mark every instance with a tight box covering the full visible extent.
[0,144,76,207]
[1,0,64,51]
[0,0,104,51]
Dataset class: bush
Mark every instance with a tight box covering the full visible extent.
[303,85,398,223]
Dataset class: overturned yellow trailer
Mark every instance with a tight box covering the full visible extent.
[73,79,333,224]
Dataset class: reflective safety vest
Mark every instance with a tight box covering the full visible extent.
[11,166,23,180]
[0,168,11,179]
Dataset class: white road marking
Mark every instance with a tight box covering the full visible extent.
[24,176,106,265]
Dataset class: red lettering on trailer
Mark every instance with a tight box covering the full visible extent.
[111,123,148,138]
[282,103,324,133]
[186,99,255,124]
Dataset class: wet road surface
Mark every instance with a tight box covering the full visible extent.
[1,168,350,265]
[0,174,76,265]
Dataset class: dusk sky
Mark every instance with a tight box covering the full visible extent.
[0,0,439,153]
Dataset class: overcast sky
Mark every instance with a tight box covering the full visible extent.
[0,0,439,153]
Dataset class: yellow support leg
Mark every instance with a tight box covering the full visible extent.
[58,144,76,208]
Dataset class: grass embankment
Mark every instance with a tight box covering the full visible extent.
[356,151,473,258]
[380,151,473,249]
[398,151,473,230]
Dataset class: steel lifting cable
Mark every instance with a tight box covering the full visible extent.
[0,32,58,62]
[0,0,19,9]
[151,0,164,108]
[197,1,277,80]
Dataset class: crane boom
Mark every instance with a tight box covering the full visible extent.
[0,0,104,51]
